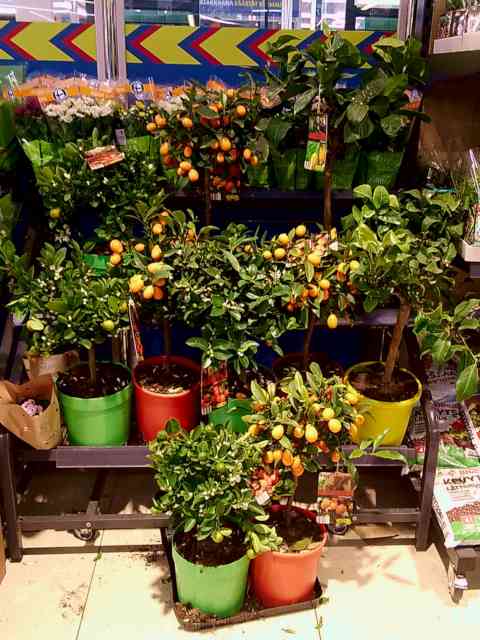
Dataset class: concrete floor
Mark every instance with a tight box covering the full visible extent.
[1,470,479,640]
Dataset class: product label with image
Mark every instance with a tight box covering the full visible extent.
[304,104,328,173]
[200,361,229,415]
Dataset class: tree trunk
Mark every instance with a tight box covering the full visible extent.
[303,311,316,371]
[204,171,212,226]
[323,158,333,232]
[112,336,121,363]
[88,345,97,388]
[383,302,411,387]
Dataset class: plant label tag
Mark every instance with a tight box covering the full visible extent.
[115,128,127,147]
[85,146,125,170]
[305,106,328,173]
[201,362,229,415]
[255,490,270,506]
[128,298,144,367]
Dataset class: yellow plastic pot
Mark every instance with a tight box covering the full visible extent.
[344,361,422,446]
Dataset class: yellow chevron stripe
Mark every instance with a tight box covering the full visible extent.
[13,22,73,62]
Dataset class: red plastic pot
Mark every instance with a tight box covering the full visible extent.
[133,356,201,442]
[250,505,327,608]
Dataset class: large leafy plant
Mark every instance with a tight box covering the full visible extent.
[414,300,480,401]
[150,422,281,557]
[339,37,428,151]
[0,239,129,383]
[344,185,463,388]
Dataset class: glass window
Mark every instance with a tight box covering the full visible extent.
[1,0,94,22]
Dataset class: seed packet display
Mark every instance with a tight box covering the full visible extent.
[433,467,480,547]
[200,361,229,415]
[304,99,328,173]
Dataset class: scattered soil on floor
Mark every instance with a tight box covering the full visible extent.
[174,527,246,567]
[57,363,129,398]
[268,508,324,552]
[136,362,198,394]
[349,362,418,402]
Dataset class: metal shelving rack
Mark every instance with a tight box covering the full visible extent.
[0,305,443,563]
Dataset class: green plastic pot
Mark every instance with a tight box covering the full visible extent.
[83,253,109,274]
[59,366,132,446]
[173,544,250,618]
[208,399,252,433]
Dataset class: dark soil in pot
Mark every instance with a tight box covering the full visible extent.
[349,362,418,402]
[230,366,275,399]
[136,361,199,394]
[57,363,129,398]
[273,352,343,380]
[267,508,324,550]
[175,527,246,567]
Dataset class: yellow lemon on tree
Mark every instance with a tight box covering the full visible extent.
[307,252,322,266]
[110,253,121,267]
[322,407,335,420]
[160,142,170,156]
[274,247,286,260]
[143,285,155,300]
[292,462,305,477]
[350,260,360,272]
[250,155,259,166]
[272,449,282,463]
[311,402,322,414]
[220,137,232,152]
[188,168,200,182]
[337,262,348,274]
[346,391,359,405]
[272,425,284,440]
[282,450,294,466]
[155,114,167,128]
[119,301,128,313]
[248,424,260,437]
[349,423,358,440]
[327,314,338,329]
[152,223,163,235]
[355,414,365,427]
[134,243,145,253]
[236,105,247,117]
[146,122,156,132]
[293,425,305,439]
[295,224,306,237]
[305,424,318,443]
[181,116,193,129]
[151,245,162,261]
[319,279,330,290]
[102,319,115,332]
[243,148,252,161]
[49,207,61,219]
[129,277,144,294]
[262,250,272,260]
[179,160,192,173]
[328,418,342,434]
[110,239,123,254]
[147,262,162,275]
[278,233,289,246]
[330,228,337,240]
[264,450,274,464]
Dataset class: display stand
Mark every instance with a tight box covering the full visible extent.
[0,308,442,563]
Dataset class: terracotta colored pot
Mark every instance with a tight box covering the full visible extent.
[133,356,200,442]
[251,505,327,607]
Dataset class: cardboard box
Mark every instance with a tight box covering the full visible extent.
[0,516,6,584]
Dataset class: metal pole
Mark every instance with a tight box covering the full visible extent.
[94,0,127,81]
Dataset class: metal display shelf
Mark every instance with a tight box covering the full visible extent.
[430,34,480,78]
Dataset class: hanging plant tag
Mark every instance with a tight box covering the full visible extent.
[304,105,328,173]
[317,472,355,526]
[201,361,229,415]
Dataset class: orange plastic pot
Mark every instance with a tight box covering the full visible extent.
[133,356,200,442]
[250,505,327,608]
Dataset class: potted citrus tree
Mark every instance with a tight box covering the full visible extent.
[243,363,363,606]
[150,421,281,619]
[108,205,201,441]
[343,185,463,444]
[0,239,131,446]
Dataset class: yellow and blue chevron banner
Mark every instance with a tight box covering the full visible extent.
[0,21,389,85]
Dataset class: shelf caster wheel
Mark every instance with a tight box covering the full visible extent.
[448,564,468,604]
[72,527,98,543]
